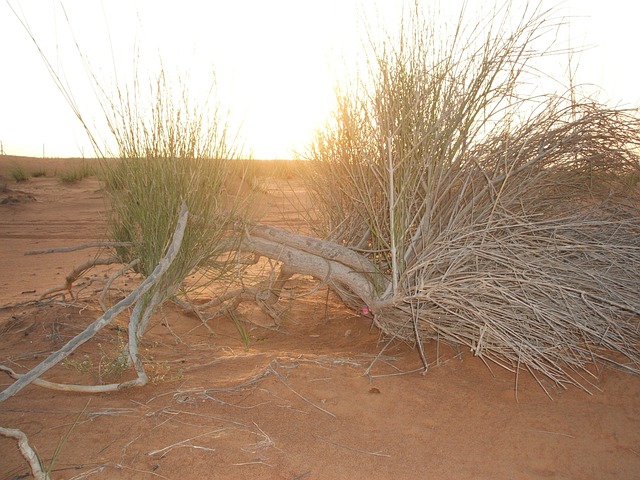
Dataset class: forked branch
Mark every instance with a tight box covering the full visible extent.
[0,203,189,402]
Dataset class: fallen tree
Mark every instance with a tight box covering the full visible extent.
[289,4,640,394]
[3,1,640,402]
[241,113,640,392]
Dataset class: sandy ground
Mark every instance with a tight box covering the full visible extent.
[0,156,639,480]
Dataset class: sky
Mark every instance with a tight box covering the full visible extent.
[0,0,638,160]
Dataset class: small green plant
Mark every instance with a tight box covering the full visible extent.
[97,330,129,382]
[62,356,93,376]
[63,331,129,383]
[10,164,29,182]
[146,361,184,384]
[31,168,47,178]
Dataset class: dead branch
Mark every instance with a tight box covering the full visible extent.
[0,364,133,393]
[250,224,376,282]
[0,426,49,480]
[0,202,189,402]
[243,227,381,310]
[99,258,140,312]
[25,241,133,255]
[38,256,121,300]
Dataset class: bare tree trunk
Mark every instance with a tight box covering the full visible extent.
[243,224,387,312]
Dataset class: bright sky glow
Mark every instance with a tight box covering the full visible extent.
[0,0,638,159]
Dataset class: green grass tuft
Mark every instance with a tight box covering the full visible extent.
[10,164,29,182]
[98,70,250,341]
[57,162,94,183]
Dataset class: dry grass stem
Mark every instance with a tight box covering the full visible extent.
[313,434,391,458]
[269,360,337,418]
[146,429,223,457]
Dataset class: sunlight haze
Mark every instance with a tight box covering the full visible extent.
[0,0,638,159]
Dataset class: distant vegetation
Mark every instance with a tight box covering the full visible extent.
[9,164,28,182]
[56,162,94,183]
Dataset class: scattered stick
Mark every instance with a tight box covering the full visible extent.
[291,471,311,480]
[366,367,427,380]
[147,429,224,457]
[171,295,216,335]
[0,426,50,480]
[39,257,121,300]
[232,461,273,467]
[363,332,401,379]
[25,241,133,256]
[204,368,272,394]
[536,430,577,439]
[268,360,336,418]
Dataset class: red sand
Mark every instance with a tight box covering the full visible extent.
[1,157,638,479]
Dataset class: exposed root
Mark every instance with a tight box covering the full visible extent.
[0,426,49,480]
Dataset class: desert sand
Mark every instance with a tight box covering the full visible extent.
[0,156,639,479]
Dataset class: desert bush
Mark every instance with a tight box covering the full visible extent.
[57,162,94,183]
[10,164,29,182]
[303,3,640,392]
[99,70,246,338]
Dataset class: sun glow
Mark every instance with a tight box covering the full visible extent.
[0,1,363,159]
[0,0,638,159]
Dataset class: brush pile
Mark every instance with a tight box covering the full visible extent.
[304,5,640,392]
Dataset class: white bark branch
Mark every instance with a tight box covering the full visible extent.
[0,365,134,393]
[249,224,379,281]
[243,233,378,309]
[0,203,189,402]
[0,426,49,480]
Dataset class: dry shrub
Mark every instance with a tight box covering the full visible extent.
[304,3,640,392]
